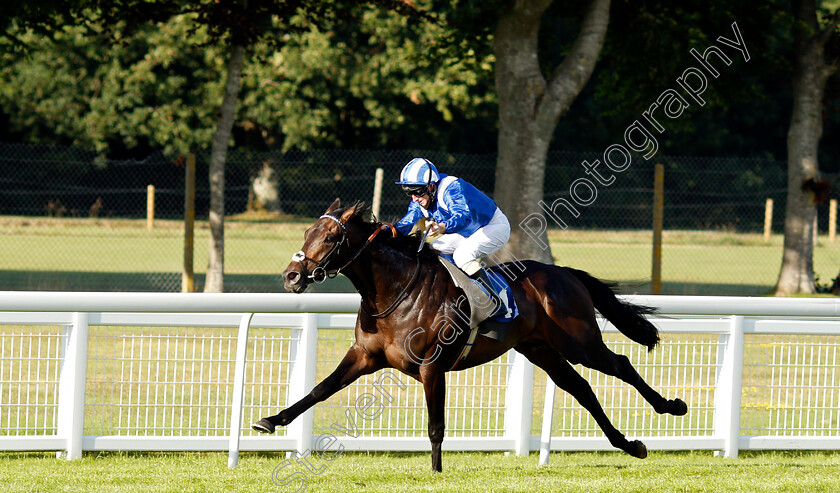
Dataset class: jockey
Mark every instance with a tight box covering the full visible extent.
[394,157,511,317]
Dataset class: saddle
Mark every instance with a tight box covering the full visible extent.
[437,256,518,333]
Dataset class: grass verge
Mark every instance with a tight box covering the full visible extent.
[1,450,839,492]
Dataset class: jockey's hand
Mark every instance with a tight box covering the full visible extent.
[428,222,446,236]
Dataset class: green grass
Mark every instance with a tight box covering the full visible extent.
[1,450,839,492]
[3,216,840,295]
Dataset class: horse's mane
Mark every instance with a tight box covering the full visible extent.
[329,201,440,261]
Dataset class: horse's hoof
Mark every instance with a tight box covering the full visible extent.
[627,440,647,459]
[252,418,276,434]
[670,398,688,416]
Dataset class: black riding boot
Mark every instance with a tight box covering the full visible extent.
[470,268,506,318]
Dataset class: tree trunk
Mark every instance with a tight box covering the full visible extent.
[493,0,610,264]
[774,0,836,295]
[248,161,282,213]
[204,43,246,293]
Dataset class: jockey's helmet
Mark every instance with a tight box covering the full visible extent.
[395,158,439,193]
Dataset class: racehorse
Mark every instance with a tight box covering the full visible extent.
[253,199,687,471]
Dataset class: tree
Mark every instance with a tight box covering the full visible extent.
[492,0,611,263]
[0,15,224,154]
[774,0,839,295]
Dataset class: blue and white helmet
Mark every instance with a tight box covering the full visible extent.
[395,158,439,186]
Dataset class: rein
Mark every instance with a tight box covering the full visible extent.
[359,223,433,319]
[359,257,422,318]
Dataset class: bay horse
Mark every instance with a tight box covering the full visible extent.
[253,199,687,471]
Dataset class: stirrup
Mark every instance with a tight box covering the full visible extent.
[470,269,506,318]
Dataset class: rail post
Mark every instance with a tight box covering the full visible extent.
[228,312,254,468]
[372,167,384,220]
[56,312,89,460]
[183,154,196,292]
[504,351,534,456]
[764,198,774,243]
[286,313,318,456]
[714,315,745,458]
[146,184,155,230]
[538,379,557,465]
[651,164,664,294]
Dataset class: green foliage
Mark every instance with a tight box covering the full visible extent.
[0,15,222,154]
[0,2,496,155]
[2,0,839,167]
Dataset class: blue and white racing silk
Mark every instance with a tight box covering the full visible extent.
[395,174,499,238]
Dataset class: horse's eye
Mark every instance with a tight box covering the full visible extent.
[324,236,336,244]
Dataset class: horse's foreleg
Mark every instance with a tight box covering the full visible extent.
[420,365,446,472]
[253,344,382,433]
[516,342,648,459]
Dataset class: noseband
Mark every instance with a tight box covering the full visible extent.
[291,215,349,283]
[291,214,396,284]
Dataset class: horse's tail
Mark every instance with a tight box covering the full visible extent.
[566,267,660,351]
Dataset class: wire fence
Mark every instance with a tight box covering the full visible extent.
[1,141,839,295]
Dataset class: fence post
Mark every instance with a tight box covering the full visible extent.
[504,351,534,456]
[714,315,744,458]
[146,184,155,230]
[372,168,384,220]
[764,198,773,243]
[538,378,556,466]
[183,155,196,293]
[286,314,318,456]
[830,199,837,243]
[56,312,89,460]
[651,164,664,294]
[228,312,254,468]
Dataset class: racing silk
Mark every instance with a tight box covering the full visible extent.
[395,174,500,237]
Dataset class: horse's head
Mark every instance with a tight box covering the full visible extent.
[282,199,364,293]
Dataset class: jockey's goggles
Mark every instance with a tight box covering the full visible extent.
[401,184,429,198]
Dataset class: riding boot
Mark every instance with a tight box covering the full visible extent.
[470,268,506,318]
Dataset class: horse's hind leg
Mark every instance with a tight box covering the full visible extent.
[582,341,687,416]
[253,344,383,433]
[515,341,648,459]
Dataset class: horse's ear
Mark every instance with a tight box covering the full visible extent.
[325,198,341,214]
[339,203,358,223]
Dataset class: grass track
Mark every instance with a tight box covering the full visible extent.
[1,450,839,492]
[4,216,840,294]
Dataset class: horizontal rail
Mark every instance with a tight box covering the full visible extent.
[2,291,840,317]
[1,291,839,464]
[0,291,363,313]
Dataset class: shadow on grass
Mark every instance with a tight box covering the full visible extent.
[1,270,780,296]
[0,270,357,293]
[617,281,774,297]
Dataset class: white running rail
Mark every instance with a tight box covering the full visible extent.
[0,292,838,467]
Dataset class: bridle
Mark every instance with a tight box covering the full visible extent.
[290,213,424,319]
[290,214,351,283]
[291,213,397,284]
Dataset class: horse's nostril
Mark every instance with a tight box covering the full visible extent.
[287,272,299,282]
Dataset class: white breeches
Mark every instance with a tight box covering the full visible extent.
[430,208,510,270]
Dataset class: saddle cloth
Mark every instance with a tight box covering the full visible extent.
[437,255,519,328]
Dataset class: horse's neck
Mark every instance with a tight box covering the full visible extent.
[343,244,429,302]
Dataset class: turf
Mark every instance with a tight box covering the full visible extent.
[1,450,839,492]
[2,216,840,295]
